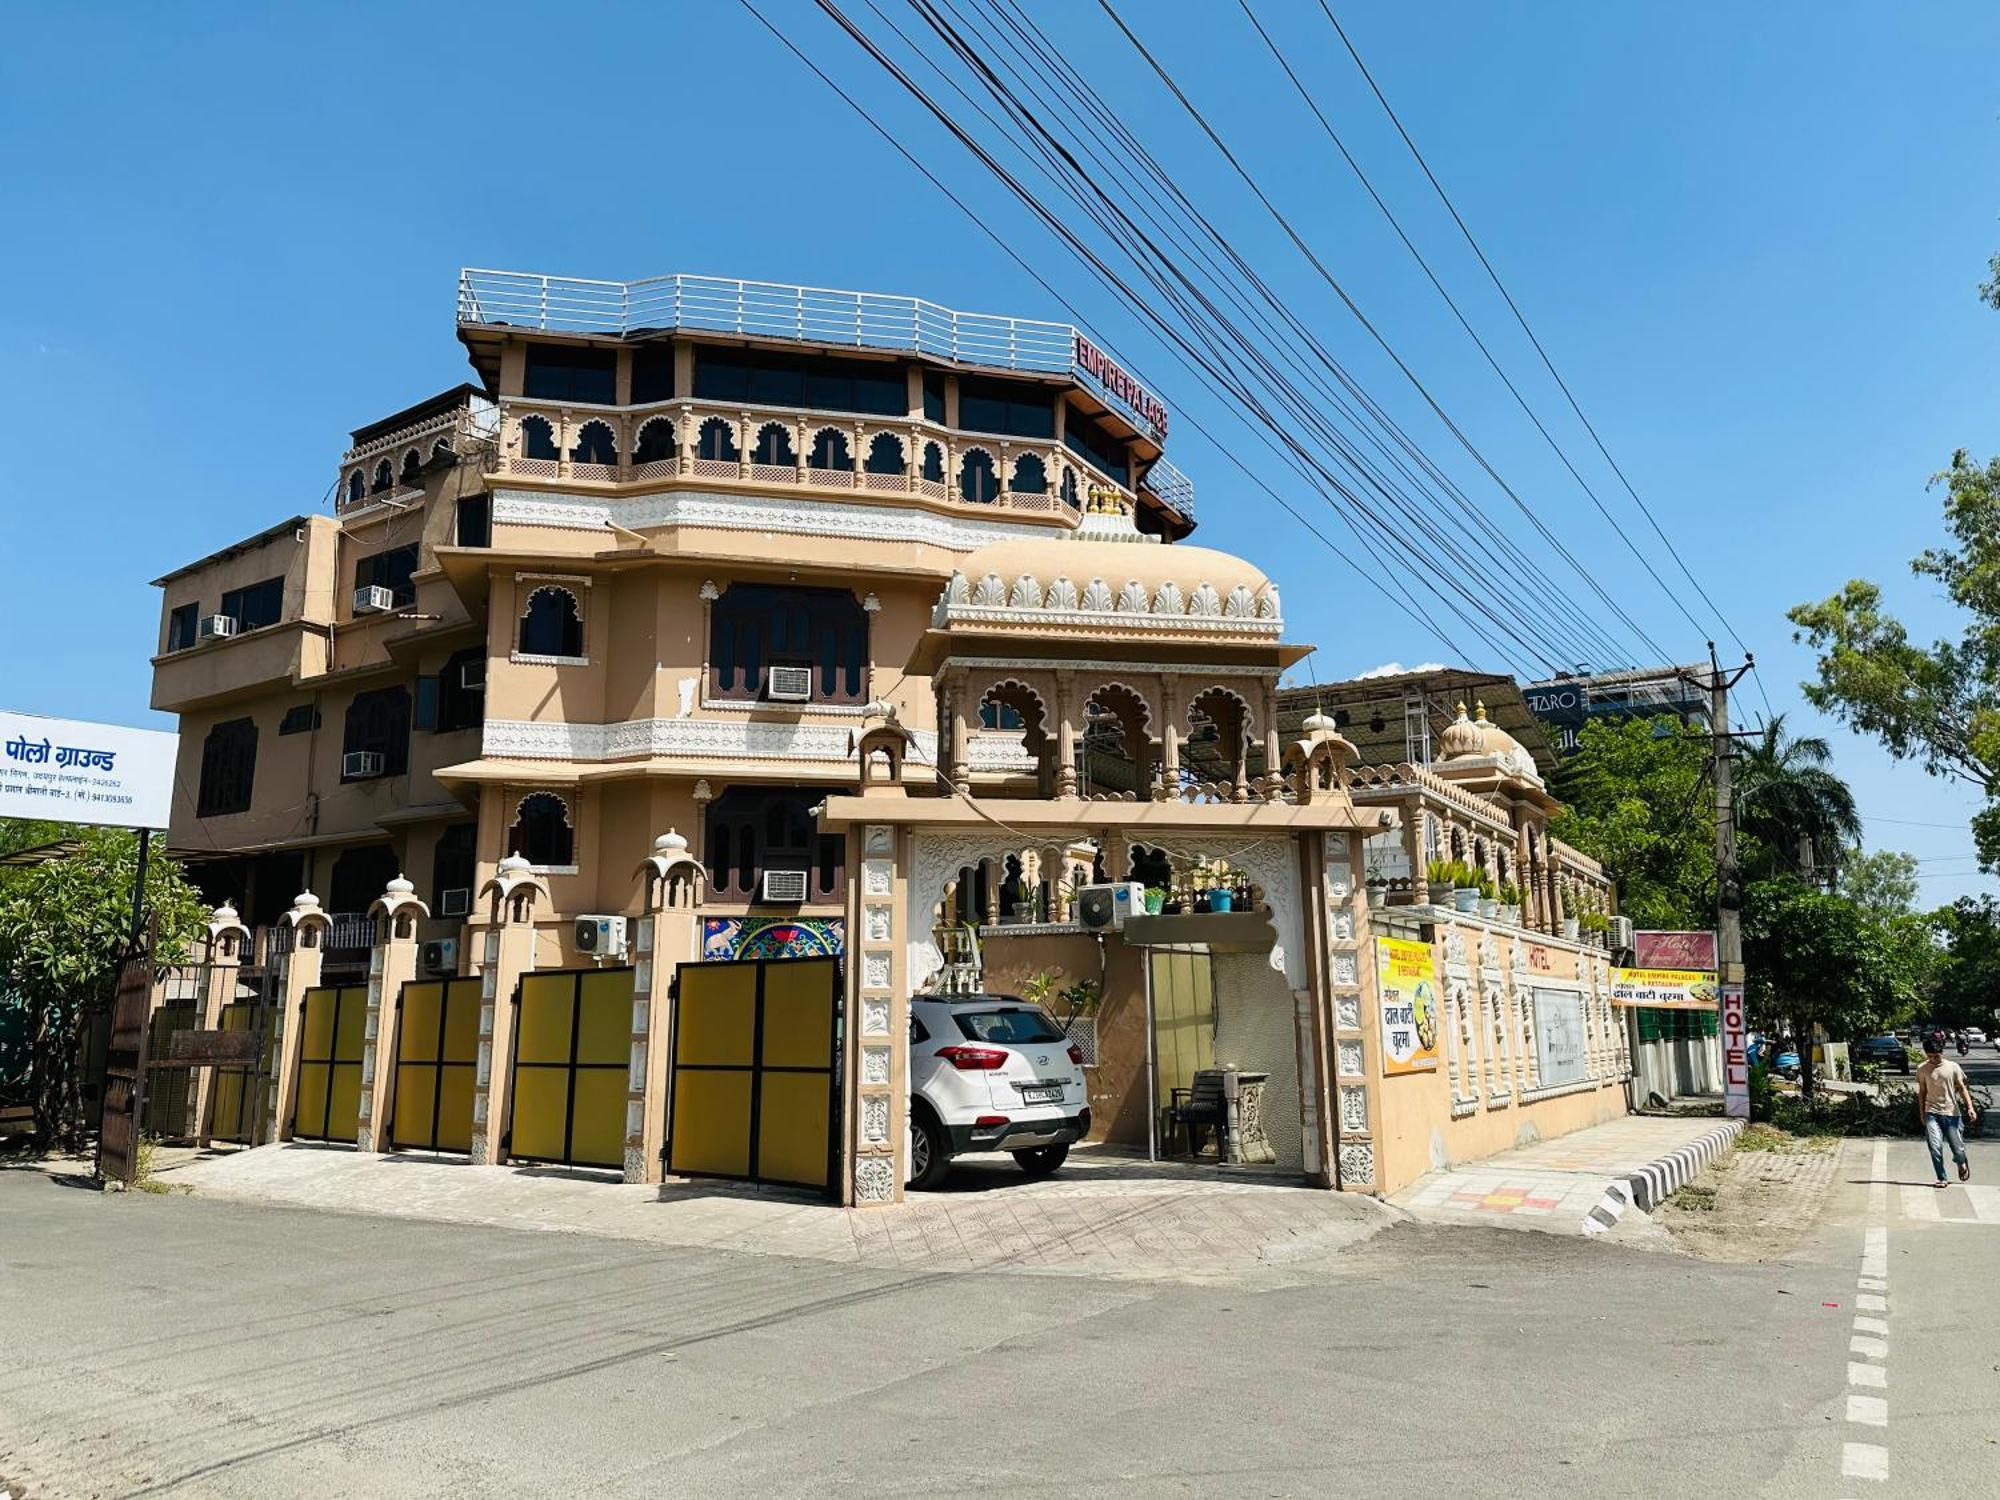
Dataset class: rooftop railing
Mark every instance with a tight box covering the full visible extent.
[458,268,1173,447]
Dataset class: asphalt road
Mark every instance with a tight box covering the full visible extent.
[2,1141,1996,1499]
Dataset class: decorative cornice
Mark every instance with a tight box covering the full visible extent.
[484,716,943,765]
[938,570,1280,632]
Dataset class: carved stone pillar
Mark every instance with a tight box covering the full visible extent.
[628,832,703,1183]
[356,877,426,1154]
[1055,671,1079,798]
[1159,673,1182,795]
[470,855,546,1166]
[848,822,909,1207]
[1405,803,1430,905]
[272,893,328,1142]
[190,903,248,1142]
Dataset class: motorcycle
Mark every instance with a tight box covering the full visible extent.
[1774,1047,1802,1082]
[1958,1036,1970,1057]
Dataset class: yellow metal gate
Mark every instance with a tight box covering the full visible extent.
[667,956,840,1193]
[294,984,366,1143]
[508,968,630,1169]
[208,1000,274,1145]
[391,977,480,1153]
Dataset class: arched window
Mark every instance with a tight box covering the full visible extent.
[508,793,574,868]
[518,586,583,658]
[570,420,615,467]
[709,583,868,704]
[864,433,905,475]
[634,417,678,465]
[371,459,394,494]
[1010,453,1047,494]
[697,417,739,462]
[809,429,853,471]
[922,441,945,483]
[520,415,558,461]
[400,448,423,486]
[960,449,998,503]
[346,470,365,507]
[751,422,796,467]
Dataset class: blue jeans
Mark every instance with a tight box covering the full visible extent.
[1925,1112,1968,1181]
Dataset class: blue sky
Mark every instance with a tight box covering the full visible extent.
[3,1,1996,898]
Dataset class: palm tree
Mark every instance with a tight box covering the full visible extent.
[1735,715,1862,883]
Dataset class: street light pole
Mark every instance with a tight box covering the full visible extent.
[1682,645,1754,1117]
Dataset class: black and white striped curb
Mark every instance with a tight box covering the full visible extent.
[1582,1119,1745,1234]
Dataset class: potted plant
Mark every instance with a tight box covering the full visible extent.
[1425,859,1456,905]
[1451,861,1481,915]
[1498,882,1521,926]
[1143,885,1167,915]
[1561,912,1581,941]
[1477,875,1500,921]
[1203,859,1238,913]
[1583,911,1611,947]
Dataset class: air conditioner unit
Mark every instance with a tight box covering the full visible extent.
[342,750,385,779]
[574,914,629,960]
[197,614,238,641]
[420,938,458,975]
[438,887,471,918]
[457,659,486,691]
[1077,881,1145,932]
[760,869,809,904]
[766,664,813,702]
[1609,915,1636,955]
[353,585,396,615]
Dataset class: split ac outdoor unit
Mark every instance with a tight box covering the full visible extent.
[353,585,396,615]
[420,938,458,975]
[438,886,471,918]
[766,664,813,702]
[574,914,629,961]
[760,869,809,903]
[1609,915,1636,955]
[342,750,386,779]
[197,614,238,641]
[1077,882,1145,932]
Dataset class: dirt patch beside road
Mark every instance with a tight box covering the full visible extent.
[1659,1124,1840,1261]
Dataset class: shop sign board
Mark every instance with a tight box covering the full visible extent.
[1376,936,1439,1075]
[1721,982,1750,1118]
[1532,987,1588,1087]
[0,710,176,830]
[1609,967,1719,1010]
[1634,930,1717,970]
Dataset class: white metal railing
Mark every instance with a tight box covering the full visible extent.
[1145,456,1194,519]
[457,268,1173,446]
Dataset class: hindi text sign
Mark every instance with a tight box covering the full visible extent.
[1376,936,1440,1075]
[0,710,176,830]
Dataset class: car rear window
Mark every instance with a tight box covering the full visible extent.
[952,1008,1067,1044]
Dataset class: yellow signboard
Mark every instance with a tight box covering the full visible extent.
[1609,967,1719,1010]
[1376,936,1440,1075]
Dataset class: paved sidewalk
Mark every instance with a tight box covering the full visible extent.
[1391,1114,1743,1238]
[167,1141,1395,1285]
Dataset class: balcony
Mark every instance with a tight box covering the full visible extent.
[338,394,500,513]
[489,397,1178,524]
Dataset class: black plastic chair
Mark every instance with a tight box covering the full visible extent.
[1169,1070,1229,1159]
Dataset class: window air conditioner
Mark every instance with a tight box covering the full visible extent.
[353,585,396,615]
[420,938,458,975]
[766,664,813,702]
[438,886,471,918]
[1077,882,1145,932]
[342,750,386,779]
[761,869,809,903]
[197,614,238,641]
[574,914,629,961]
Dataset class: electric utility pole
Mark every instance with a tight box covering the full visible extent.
[1681,645,1755,1117]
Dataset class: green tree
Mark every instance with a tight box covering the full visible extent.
[1838,847,1921,922]
[0,829,206,1152]
[1549,715,1719,929]
[1930,896,2000,1031]
[1733,715,1862,882]
[1790,450,2000,869]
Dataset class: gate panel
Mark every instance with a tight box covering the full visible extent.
[508,968,630,1169]
[668,964,757,1179]
[142,1004,196,1140]
[294,984,366,1143]
[208,1000,272,1145]
[391,977,479,1153]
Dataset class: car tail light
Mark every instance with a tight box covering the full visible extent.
[973,1114,1010,1129]
[937,1044,1009,1071]
[1067,1043,1084,1066]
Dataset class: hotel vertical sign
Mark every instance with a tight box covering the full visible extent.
[1720,982,1749,1119]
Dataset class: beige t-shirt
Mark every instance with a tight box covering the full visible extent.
[1918,1057,1970,1117]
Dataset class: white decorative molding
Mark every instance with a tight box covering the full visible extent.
[509,653,589,668]
[944,655,1284,679]
[853,1155,896,1202]
[491,486,1056,552]
[1338,1085,1369,1133]
[862,1094,890,1143]
[1337,1039,1365,1077]
[861,1046,891,1086]
[1335,995,1361,1030]
[483,715,940,764]
[861,995,890,1034]
[1337,1142,1375,1185]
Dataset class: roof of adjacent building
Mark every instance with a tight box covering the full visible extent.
[151,515,314,588]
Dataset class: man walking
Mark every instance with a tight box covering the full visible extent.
[1917,1030,1978,1186]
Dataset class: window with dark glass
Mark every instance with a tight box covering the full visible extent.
[523,345,617,404]
[979,700,1024,730]
[278,703,320,735]
[958,376,1054,439]
[1063,407,1130,485]
[708,583,867,704]
[166,602,200,653]
[435,648,485,733]
[518,587,583,658]
[508,793,574,867]
[220,576,285,632]
[354,545,419,608]
[456,494,491,548]
[197,717,258,817]
[632,343,676,404]
[341,686,410,779]
[702,786,846,902]
[431,822,477,903]
[923,370,946,423]
[693,348,905,416]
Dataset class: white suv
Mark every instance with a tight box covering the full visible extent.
[908,994,1090,1190]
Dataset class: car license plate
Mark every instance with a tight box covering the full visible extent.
[1021,1084,1063,1105]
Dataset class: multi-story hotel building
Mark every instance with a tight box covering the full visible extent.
[150,270,1198,971]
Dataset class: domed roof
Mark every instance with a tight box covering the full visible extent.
[941,524,1280,630]
[1438,701,1541,784]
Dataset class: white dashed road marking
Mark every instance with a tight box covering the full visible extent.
[1836,1142,1891,1485]
[1846,1394,1887,1427]
[1842,1442,1889,1481]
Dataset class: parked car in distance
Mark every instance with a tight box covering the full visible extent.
[1853,1035,1912,1074]
[908,994,1091,1190]
[1965,1027,1988,1045]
